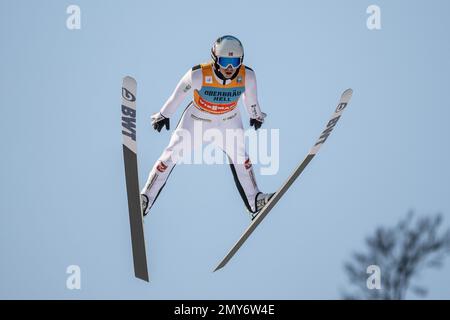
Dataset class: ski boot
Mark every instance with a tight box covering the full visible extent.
[250,192,275,220]
[141,194,150,217]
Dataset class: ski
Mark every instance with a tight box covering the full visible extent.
[214,88,353,272]
[121,76,149,282]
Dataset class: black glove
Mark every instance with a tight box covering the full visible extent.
[151,112,170,132]
[250,118,263,130]
[249,112,267,131]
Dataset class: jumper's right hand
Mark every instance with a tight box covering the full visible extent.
[151,112,170,132]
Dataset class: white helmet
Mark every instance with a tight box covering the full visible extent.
[211,35,244,69]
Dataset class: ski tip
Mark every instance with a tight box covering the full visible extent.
[123,75,137,85]
[341,88,353,102]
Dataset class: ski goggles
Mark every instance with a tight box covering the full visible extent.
[217,56,242,69]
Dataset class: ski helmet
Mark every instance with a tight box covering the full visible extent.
[211,35,244,69]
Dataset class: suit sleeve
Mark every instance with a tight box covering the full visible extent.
[242,68,264,119]
[159,68,201,118]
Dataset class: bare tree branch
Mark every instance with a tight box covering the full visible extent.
[342,212,450,299]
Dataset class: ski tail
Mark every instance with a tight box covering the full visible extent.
[213,88,353,272]
[121,76,149,282]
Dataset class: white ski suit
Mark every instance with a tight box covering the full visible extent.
[141,62,266,213]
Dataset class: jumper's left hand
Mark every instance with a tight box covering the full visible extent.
[250,112,266,130]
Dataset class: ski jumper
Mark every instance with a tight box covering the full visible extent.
[141,62,265,213]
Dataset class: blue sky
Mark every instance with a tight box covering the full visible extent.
[1,0,449,299]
